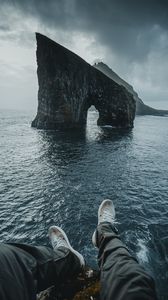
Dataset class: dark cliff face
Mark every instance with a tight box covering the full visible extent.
[32,33,136,129]
[94,62,168,116]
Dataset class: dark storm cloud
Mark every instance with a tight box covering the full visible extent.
[1,0,168,62]
[75,0,168,61]
[0,0,168,109]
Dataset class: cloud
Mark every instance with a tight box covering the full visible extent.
[0,0,168,109]
[1,0,168,62]
[2,0,167,61]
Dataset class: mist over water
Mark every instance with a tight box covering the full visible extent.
[0,108,168,299]
[147,100,168,110]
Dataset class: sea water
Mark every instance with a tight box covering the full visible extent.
[0,108,168,299]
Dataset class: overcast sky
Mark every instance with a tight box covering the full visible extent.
[0,0,168,111]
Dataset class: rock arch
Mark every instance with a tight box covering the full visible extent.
[32,33,135,129]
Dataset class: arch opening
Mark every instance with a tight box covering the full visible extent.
[86,105,99,127]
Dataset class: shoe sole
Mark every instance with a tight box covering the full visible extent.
[49,226,85,267]
[92,230,97,247]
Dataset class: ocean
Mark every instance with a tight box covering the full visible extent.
[0,107,168,299]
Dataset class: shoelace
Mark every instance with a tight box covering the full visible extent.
[52,236,67,249]
[100,209,115,223]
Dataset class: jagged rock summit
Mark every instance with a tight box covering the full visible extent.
[94,62,168,116]
[32,33,135,129]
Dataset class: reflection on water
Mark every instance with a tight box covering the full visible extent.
[38,129,87,165]
[0,110,168,299]
[95,127,133,143]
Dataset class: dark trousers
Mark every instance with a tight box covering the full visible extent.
[0,223,157,300]
[97,223,157,300]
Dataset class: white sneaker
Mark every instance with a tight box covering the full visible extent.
[92,199,116,247]
[48,225,85,268]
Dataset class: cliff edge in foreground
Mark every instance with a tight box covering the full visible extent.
[32,33,135,129]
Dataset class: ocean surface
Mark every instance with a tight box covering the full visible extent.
[0,108,168,299]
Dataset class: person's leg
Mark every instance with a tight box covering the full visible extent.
[9,242,83,292]
[0,243,36,300]
[0,226,84,300]
[92,199,158,300]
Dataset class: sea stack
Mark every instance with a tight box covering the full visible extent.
[94,62,168,116]
[32,33,136,129]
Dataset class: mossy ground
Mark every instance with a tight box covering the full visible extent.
[38,267,100,300]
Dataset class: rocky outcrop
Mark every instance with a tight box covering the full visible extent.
[32,33,136,129]
[38,267,100,300]
[94,62,168,116]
